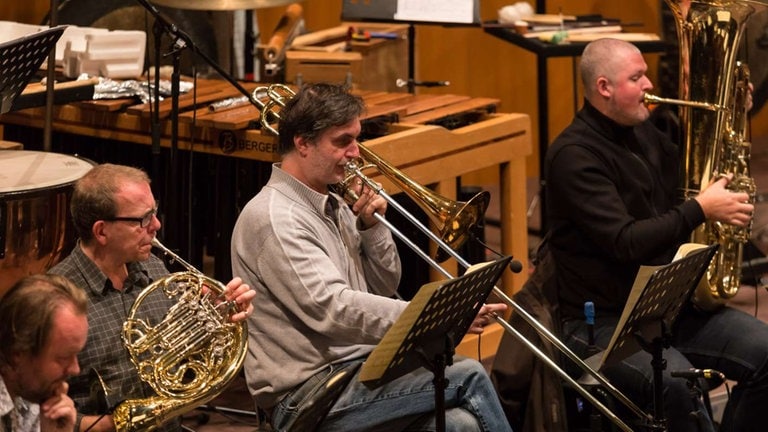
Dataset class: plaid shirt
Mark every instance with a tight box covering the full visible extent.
[49,244,180,431]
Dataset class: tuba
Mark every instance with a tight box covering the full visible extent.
[654,0,765,310]
[109,238,248,431]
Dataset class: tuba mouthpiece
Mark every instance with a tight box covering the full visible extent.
[642,92,723,112]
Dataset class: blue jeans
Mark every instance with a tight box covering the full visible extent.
[273,355,512,432]
[562,302,768,432]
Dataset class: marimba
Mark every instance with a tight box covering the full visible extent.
[0,78,531,298]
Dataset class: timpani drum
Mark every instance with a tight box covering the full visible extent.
[0,151,94,297]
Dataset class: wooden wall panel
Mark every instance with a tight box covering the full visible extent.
[0,0,49,24]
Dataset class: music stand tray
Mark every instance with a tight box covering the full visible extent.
[600,243,718,369]
[0,25,67,114]
[359,255,512,387]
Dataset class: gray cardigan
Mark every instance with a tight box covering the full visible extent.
[231,165,405,410]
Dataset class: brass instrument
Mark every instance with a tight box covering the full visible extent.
[337,158,646,432]
[111,238,247,432]
[336,151,489,262]
[254,83,296,135]
[260,95,650,432]
[650,0,765,310]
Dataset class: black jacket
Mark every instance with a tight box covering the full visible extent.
[544,100,705,319]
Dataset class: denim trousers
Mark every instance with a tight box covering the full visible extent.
[272,355,512,432]
[561,301,768,432]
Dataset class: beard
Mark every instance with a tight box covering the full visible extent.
[19,382,57,404]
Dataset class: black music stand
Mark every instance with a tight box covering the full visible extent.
[1,26,67,114]
[359,255,512,432]
[600,243,719,430]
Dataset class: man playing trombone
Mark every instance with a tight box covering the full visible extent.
[231,82,511,432]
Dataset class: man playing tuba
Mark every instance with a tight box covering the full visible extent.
[542,38,768,432]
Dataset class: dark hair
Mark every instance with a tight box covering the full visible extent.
[0,274,87,368]
[277,83,366,155]
[71,163,151,242]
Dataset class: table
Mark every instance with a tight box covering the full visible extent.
[484,25,666,233]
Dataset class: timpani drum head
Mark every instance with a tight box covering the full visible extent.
[0,151,93,297]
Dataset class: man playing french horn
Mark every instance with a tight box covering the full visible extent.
[48,163,256,432]
[231,82,512,431]
[543,38,768,432]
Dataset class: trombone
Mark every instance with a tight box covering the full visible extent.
[256,86,651,432]
[339,149,649,432]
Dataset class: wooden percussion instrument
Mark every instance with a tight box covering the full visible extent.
[0,78,531,295]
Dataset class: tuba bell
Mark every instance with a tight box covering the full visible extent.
[109,238,248,431]
[651,0,765,310]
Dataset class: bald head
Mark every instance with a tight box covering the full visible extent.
[578,38,653,126]
[580,38,642,99]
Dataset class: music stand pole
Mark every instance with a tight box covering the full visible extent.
[599,244,719,431]
[651,324,669,425]
[427,336,454,432]
[635,321,671,427]
[44,0,59,152]
[432,337,453,432]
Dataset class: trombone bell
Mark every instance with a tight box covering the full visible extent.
[340,144,490,262]
[436,190,490,262]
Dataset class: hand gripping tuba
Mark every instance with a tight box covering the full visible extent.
[112,238,247,432]
[650,0,766,310]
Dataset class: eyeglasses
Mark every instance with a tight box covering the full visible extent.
[104,207,158,228]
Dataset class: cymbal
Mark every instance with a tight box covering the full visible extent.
[150,0,302,11]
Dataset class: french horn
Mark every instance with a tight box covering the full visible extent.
[109,238,247,431]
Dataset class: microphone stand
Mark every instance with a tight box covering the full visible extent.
[133,0,265,260]
[44,0,59,152]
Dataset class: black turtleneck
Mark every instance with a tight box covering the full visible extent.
[544,99,706,319]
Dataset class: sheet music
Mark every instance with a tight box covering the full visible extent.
[394,0,475,24]
[359,256,511,386]
[600,264,660,367]
[358,280,444,382]
[599,243,717,368]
